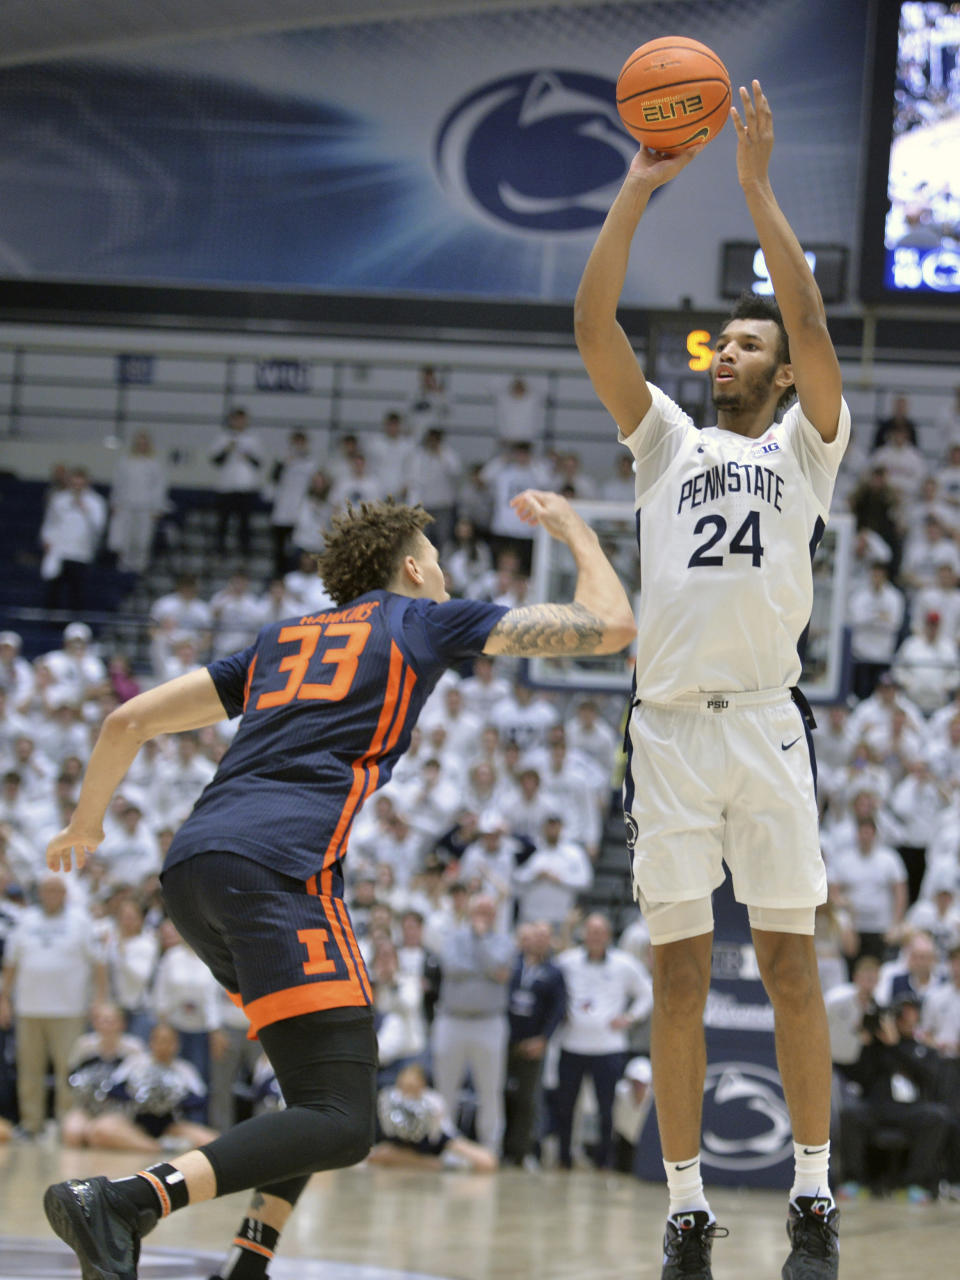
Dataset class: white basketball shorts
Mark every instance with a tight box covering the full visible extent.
[622,689,827,911]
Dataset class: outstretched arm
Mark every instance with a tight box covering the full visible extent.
[574,147,702,436]
[733,80,842,441]
[46,668,227,872]
[483,491,636,657]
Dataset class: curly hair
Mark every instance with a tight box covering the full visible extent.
[315,499,434,606]
[725,291,796,413]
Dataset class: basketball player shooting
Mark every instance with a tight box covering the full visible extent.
[575,81,847,1280]
[39,490,636,1280]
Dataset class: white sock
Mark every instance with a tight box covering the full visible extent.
[664,1155,711,1217]
[790,1140,833,1203]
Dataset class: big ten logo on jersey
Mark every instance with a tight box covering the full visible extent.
[252,602,380,711]
[434,70,638,233]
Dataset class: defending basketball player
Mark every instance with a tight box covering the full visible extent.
[575,82,846,1280]
[40,490,635,1280]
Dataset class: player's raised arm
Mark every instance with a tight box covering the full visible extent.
[732,80,842,441]
[482,491,636,657]
[46,668,227,872]
[574,146,702,436]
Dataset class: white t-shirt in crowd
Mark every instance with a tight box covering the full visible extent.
[5,905,103,1017]
[829,844,908,933]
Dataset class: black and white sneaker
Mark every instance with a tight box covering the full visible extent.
[782,1196,839,1280]
[661,1210,728,1279]
[43,1176,158,1280]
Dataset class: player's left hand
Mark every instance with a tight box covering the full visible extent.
[46,822,105,873]
[731,79,773,187]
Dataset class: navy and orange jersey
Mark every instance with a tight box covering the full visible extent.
[163,590,508,896]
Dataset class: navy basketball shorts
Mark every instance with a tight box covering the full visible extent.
[161,852,373,1038]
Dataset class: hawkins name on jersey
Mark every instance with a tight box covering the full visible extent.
[625,385,850,702]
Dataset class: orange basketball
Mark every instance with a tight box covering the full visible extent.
[616,36,731,151]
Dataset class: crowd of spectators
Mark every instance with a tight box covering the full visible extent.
[3,380,960,1197]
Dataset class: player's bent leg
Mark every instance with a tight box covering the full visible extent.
[44,1010,376,1280]
[200,1011,377,1197]
[750,917,839,1280]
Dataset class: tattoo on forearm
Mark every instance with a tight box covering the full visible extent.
[251,1191,266,1210]
[489,602,606,656]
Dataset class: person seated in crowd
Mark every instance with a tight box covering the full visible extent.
[870,418,927,508]
[364,409,415,481]
[892,609,960,715]
[899,513,960,594]
[876,930,943,1007]
[368,1063,497,1172]
[99,1021,218,1153]
[62,1002,145,1148]
[900,875,960,959]
[290,473,335,564]
[513,815,593,934]
[0,632,35,716]
[873,394,919,450]
[402,427,462,548]
[329,452,386,509]
[848,466,903,576]
[847,561,906,701]
[458,819,531,935]
[42,623,109,710]
[838,994,957,1202]
[151,921,222,1118]
[612,1055,655,1174]
[208,571,268,660]
[442,518,494,599]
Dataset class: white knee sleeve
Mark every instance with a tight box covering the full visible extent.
[747,904,817,936]
[639,893,715,946]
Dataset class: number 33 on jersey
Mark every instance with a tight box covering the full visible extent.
[625,384,850,702]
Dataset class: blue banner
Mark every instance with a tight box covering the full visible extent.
[0,0,866,304]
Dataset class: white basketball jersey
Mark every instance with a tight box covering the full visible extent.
[624,385,850,701]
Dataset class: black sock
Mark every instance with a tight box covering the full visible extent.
[214,1218,281,1279]
[110,1162,190,1218]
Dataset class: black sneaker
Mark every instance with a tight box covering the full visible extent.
[782,1196,839,1280]
[43,1176,158,1280]
[661,1210,728,1278]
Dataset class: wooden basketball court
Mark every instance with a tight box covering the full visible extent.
[0,1140,957,1278]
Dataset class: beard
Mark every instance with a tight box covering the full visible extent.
[712,359,779,415]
